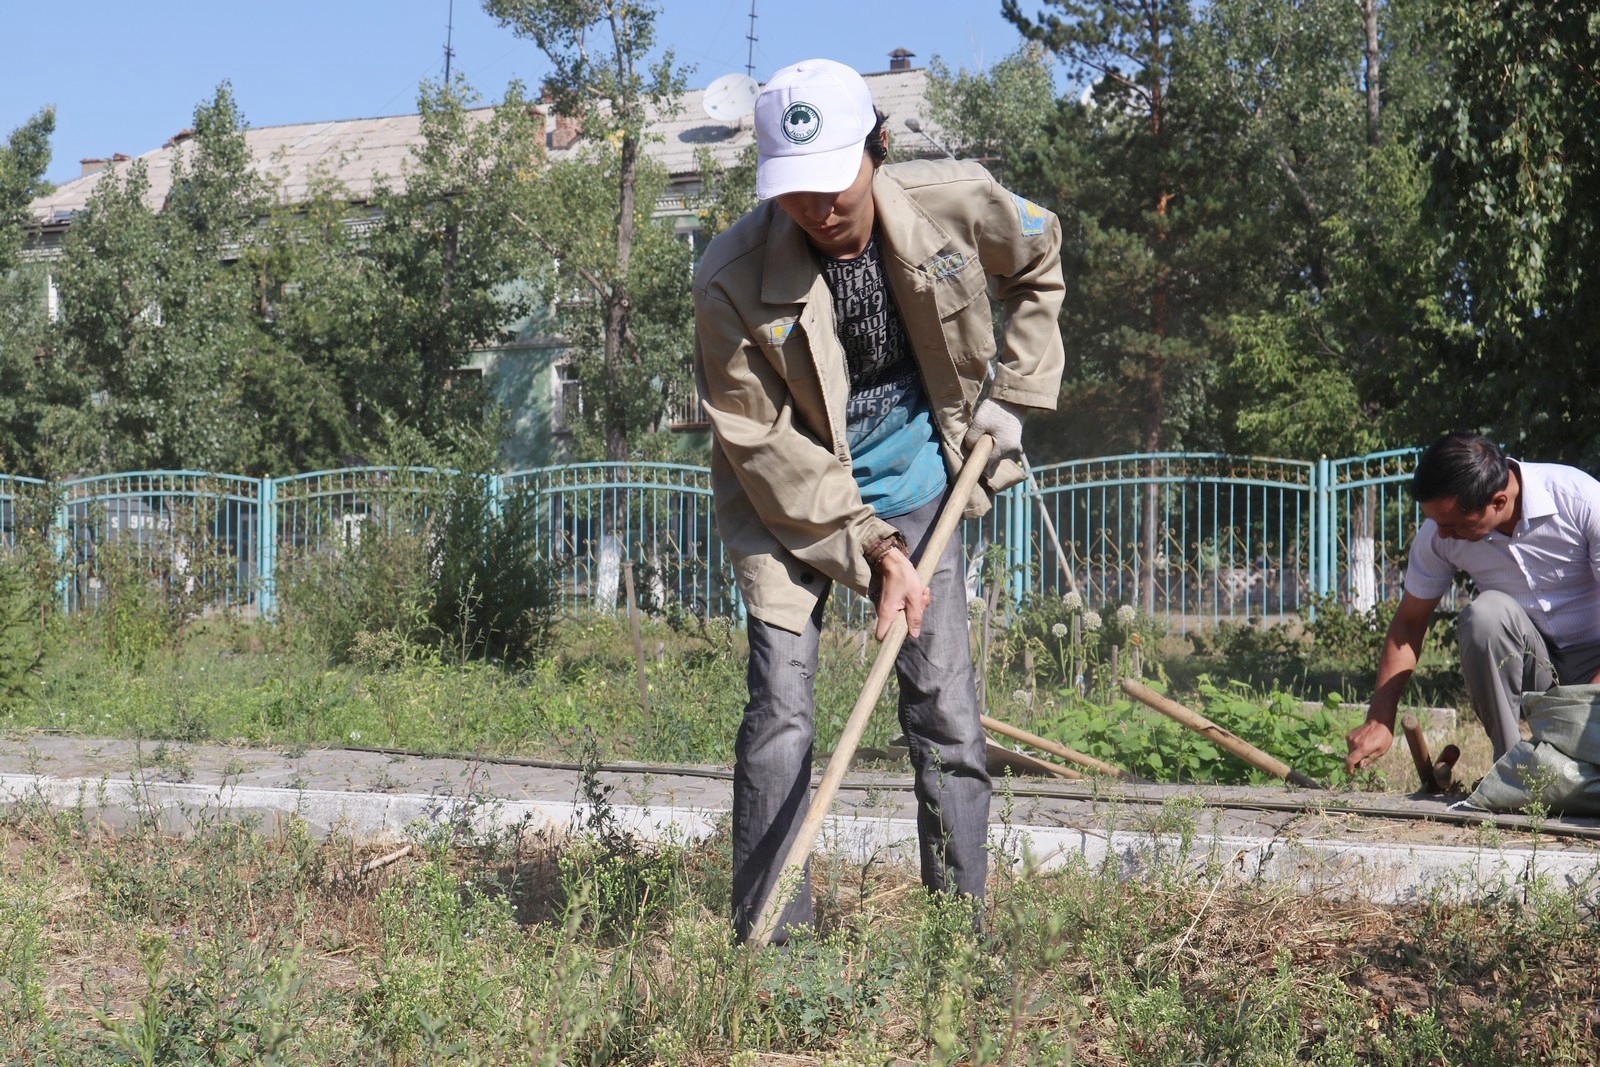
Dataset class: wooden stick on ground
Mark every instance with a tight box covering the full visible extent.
[1401,714,1439,792]
[328,843,413,885]
[981,713,1141,781]
[747,436,995,946]
[985,738,1084,781]
[1120,678,1324,790]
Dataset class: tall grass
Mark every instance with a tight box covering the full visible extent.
[2,792,1596,1064]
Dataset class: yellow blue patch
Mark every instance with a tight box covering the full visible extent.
[1012,193,1048,236]
[920,251,969,281]
[767,319,798,345]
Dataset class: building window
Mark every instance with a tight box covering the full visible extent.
[552,361,582,433]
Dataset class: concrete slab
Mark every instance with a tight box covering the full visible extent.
[4,734,1599,907]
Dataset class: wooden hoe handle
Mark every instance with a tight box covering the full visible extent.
[747,435,995,945]
[1120,678,1324,790]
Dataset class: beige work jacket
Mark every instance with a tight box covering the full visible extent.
[692,159,1066,633]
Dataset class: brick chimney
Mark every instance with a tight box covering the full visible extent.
[551,112,582,151]
[78,152,129,178]
[889,48,915,71]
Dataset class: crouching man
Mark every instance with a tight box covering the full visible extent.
[1346,432,1600,774]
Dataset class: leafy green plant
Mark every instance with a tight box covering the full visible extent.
[1304,593,1461,670]
[277,473,557,666]
[0,550,43,706]
[275,512,434,662]
[1186,619,1308,682]
[429,474,559,666]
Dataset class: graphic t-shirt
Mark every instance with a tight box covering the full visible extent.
[818,237,947,518]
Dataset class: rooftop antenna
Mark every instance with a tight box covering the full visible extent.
[745,0,758,79]
[443,0,457,82]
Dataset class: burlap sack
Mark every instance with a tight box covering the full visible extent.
[1465,685,1600,815]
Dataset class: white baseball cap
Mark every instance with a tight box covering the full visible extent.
[755,59,878,200]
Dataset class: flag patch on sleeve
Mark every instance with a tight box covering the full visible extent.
[1012,193,1048,236]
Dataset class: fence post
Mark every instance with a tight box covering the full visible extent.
[1310,456,1335,616]
[487,473,504,522]
[1011,480,1031,607]
[258,477,278,618]
[54,492,70,614]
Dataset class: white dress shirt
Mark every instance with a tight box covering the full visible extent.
[1404,460,1600,649]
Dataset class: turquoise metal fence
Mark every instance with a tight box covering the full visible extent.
[54,471,263,614]
[4,450,1428,628]
[1326,449,1428,612]
[1002,454,1319,628]
[504,462,736,617]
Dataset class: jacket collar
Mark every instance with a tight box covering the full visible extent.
[757,168,954,304]
[760,207,819,305]
[871,168,951,272]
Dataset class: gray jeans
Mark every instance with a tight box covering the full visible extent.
[731,492,991,944]
[1459,590,1600,759]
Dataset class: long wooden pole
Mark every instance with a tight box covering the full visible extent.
[980,713,1138,780]
[1120,678,1324,790]
[1021,454,1078,597]
[748,436,994,945]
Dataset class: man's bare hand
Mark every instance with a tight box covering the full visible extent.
[1345,718,1395,775]
[871,548,930,641]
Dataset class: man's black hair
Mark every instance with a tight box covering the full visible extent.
[865,108,888,165]
[1410,432,1510,512]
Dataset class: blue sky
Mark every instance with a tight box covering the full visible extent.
[2,0,1039,187]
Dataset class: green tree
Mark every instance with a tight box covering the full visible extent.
[924,44,1056,192]
[1424,4,1600,465]
[355,80,545,450]
[0,108,55,273]
[1194,0,1450,459]
[0,108,83,474]
[483,0,692,459]
[1002,0,1265,457]
[54,85,261,470]
[692,143,757,239]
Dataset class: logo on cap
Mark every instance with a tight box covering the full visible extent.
[781,102,822,145]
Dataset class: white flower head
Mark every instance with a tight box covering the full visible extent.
[349,730,362,743]
[1061,590,1083,612]
[1051,622,1069,638]
[1116,604,1137,628]
[1083,610,1103,632]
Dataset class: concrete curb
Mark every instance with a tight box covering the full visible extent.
[6,771,1596,906]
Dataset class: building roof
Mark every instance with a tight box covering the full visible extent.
[29,67,936,226]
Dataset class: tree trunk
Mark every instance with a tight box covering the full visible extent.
[1359,0,1381,148]
[602,133,639,462]
[1350,484,1378,612]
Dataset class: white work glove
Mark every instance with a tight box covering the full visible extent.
[964,397,1026,477]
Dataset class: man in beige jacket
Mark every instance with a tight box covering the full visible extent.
[692,58,1065,944]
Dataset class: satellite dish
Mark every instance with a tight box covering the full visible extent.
[703,73,759,123]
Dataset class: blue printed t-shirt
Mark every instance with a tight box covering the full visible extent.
[818,236,947,518]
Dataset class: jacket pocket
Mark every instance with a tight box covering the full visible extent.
[936,267,995,372]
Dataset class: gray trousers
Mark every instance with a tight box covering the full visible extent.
[731,493,991,944]
[1459,590,1600,759]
